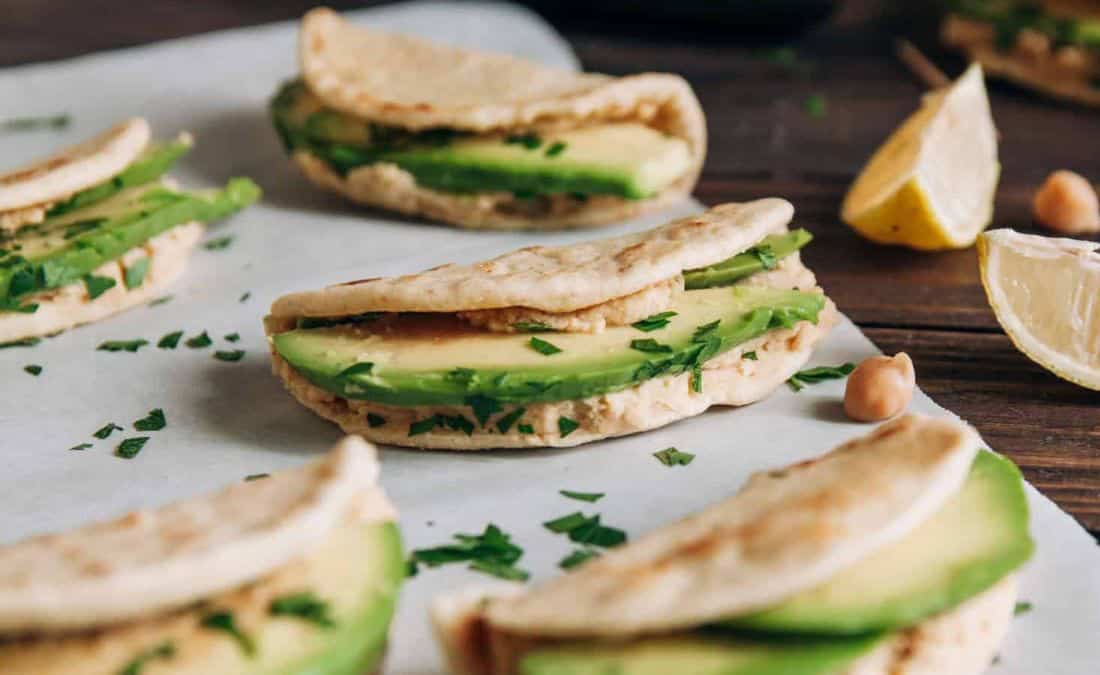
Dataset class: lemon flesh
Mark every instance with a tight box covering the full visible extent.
[842,64,1000,251]
[978,228,1100,390]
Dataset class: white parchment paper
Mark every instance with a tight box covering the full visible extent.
[1,3,1097,673]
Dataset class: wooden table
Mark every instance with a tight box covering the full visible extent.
[4,1,1099,535]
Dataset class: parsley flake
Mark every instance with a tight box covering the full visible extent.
[1,114,70,133]
[1014,601,1033,616]
[466,394,502,427]
[558,416,580,437]
[118,641,176,675]
[239,291,251,303]
[517,423,535,434]
[495,407,527,433]
[630,338,672,354]
[157,331,183,349]
[0,336,40,349]
[339,362,374,377]
[149,295,173,306]
[409,523,529,581]
[224,332,240,343]
[743,351,758,361]
[559,490,604,503]
[133,409,166,431]
[185,331,212,349]
[84,274,117,300]
[690,366,703,393]
[409,417,439,436]
[631,311,677,332]
[200,610,256,657]
[116,436,150,459]
[805,93,827,119]
[69,442,93,451]
[270,592,336,628]
[23,364,42,376]
[654,447,695,467]
[788,363,855,391]
[124,258,149,290]
[559,548,599,569]
[214,349,245,362]
[203,235,234,251]
[98,339,148,353]
[545,141,567,157]
[543,512,627,548]
[367,413,387,428]
[93,422,123,439]
[512,321,555,333]
[244,473,270,481]
[504,133,542,149]
[528,337,562,356]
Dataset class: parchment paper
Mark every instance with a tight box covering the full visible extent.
[1,3,1097,673]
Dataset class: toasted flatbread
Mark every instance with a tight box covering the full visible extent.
[270,199,793,319]
[0,118,150,214]
[290,8,705,230]
[0,436,390,633]
[0,221,203,343]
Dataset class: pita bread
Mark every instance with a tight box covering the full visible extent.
[430,574,1017,675]
[943,14,1100,108]
[291,8,706,230]
[270,199,794,318]
[268,298,835,450]
[0,436,390,633]
[483,415,979,636]
[0,118,150,213]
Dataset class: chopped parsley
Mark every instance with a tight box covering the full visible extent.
[409,417,439,436]
[116,436,150,459]
[559,548,599,570]
[466,394,502,426]
[692,320,721,341]
[545,141,567,157]
[203,235,234,251]
[224,332,240,342]
[558,416,580,437]
[270,592,336,628]
[23,364,42,376]
[630,338,672,354]
[244,473,270,481]
[98,339,149,353]
[517,423,535,434]
[0,336,40,349]
[367,413,387,428]
[690,366,703,393]
[339,361,374,377]
[743,351,758,361]
[1,114,70,133]
[239,291,251,303]
[133,408,166,431]
[559,490,604,503]
[185,331,212,349]
[124,258,149,290]
[149,295,173,306]
[214,349,245,362]
[653,447,695,467]
[512,321,555,333]
[495,407,526,433]
[1014,601,1033,616]
[200,610,256,657]
[528,337,562,355]
[84,274,117,300]
[631,311,677,332]
[750,244,778,270]
[805,93,827,119]
[69,442,93,451]
[788,362,855,392]
[408,523,529,581]
[543,512,627,547]
[157,331,183,349]
[504,133,542,149]
[118,640,176,675]
[93,422,123,439]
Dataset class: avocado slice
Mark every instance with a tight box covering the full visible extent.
[684,230,813,290]
[722,450,1034,635]
[271,286,825,408]
[519,632,884,675]
[0,178,260,309]
[271,79,692,199]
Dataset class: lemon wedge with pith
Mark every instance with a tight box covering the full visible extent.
[842,64,1000,251]
[978,228,1100,390]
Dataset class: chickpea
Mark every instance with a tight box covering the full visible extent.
[1033,170,1100,235]
[844,353,915,423]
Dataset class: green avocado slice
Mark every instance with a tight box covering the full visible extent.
[519,632,885,675]
[721,450,1034,635]
[684,230,812,290]
[46,136,194,218]
[272,286,825,408]
[270,79,692,200]
[0,178,260,309]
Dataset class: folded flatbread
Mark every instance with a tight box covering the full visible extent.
[0,119,259,343]
[265,199,836,450]
[943,0,1100,107]
[270,8,705,230]
[432,415,1035,675]
[0,436,405,675]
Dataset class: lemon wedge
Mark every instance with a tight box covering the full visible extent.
[842,64,1000,251]
[978,228,1100,390]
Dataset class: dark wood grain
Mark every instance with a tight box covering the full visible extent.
[2,0,1098,533]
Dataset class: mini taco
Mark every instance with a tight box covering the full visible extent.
[0,118,260,342]
[943,0,1100,107]
[270,8,705,230]
[264,199,836,450]
[432,414,1035,675]
[0,436,405,675]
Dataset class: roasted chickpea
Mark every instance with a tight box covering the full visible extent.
[844,353,915,423]
[1033,170,1100,235]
